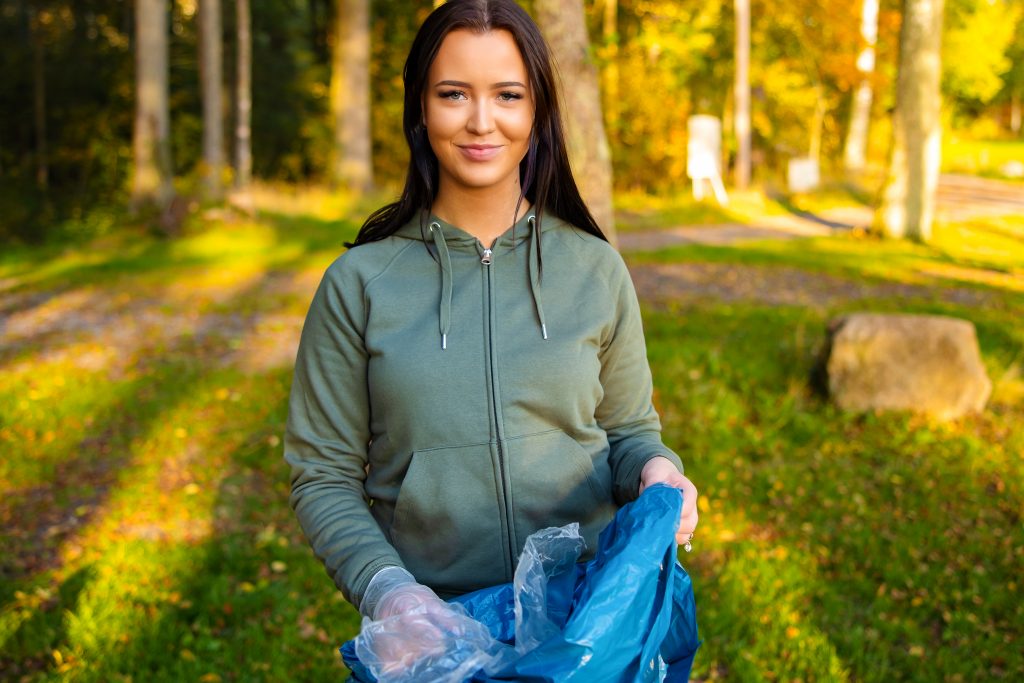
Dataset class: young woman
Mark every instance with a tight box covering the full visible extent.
[284,0,698,661]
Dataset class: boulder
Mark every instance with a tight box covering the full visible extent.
[822,313,991,420]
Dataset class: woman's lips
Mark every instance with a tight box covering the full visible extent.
[458,145,502,161]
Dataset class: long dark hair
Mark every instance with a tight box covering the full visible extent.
[346,0,605,251]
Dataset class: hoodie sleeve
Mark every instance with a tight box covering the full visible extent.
[283,255,405,609]
[596,252,685,505]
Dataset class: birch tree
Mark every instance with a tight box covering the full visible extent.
[131,0,174,210]
[199,0,224,198]
[878,0,946,242]
[843,0,880,174]
[330,0,373,191]
[734,0,751,189]
[235,0,252,189]
[535,0,617,246]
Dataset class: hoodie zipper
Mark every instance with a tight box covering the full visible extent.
[479,240,516,578]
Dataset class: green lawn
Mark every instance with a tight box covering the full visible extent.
[943,136,1024,181]
[1,187,1021,681]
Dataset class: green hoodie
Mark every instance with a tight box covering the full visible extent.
[284,209,683,608]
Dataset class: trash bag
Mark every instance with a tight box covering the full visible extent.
[340,483,700,682]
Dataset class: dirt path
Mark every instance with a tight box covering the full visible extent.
[628,261,1003,310]
[3,173,1019,371]
[619,173,1024,252]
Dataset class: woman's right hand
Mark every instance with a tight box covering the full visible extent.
[356,570,504,682]
[373,581,449,621]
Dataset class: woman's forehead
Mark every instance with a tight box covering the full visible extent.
[429,29,529,86]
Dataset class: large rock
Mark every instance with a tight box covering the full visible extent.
[823,313,991,420]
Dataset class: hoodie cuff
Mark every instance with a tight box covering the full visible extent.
[346,558,408,613]
[617,450,685,505]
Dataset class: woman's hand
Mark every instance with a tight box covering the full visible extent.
[638,456,699,548]
[357,573,504,681]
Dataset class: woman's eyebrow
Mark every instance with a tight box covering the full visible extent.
[433,79,527,89]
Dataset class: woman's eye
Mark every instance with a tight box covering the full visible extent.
[498,91,523,102]
[438,90,466,101]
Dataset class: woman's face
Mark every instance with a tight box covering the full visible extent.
[424,29,534,197]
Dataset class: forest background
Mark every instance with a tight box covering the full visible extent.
[3,0,1023,242]
[2,0,1023,682]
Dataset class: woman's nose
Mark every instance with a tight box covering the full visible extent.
[466,99,495,135]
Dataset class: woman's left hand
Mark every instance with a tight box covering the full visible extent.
[638,456,699,548]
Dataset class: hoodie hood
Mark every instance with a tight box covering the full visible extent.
[394,210,555,350]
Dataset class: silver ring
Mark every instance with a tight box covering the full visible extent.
[683,532,694,553]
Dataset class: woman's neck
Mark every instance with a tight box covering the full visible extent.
[431,183,532,248]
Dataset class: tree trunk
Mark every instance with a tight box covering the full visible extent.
[199,0,224,199]
[330,0,373,191]
[809,86,826,162]
[602,0,618,113]
[235,0,252,189]
[733,0,751,190]
[132,0,174,210]
[1012,92,1022,136]
[535,0,617,247]
[878,0,945,242]
[844,0,880,174]
[29,6,48,190]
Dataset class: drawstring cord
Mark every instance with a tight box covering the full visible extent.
[429,214,547,350]
[526,215,549,340]
[428,222,453,350]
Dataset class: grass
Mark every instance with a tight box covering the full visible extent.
[645,303,1022,681]
[943,136,1024,181]
[2,185,1022,681]
[614,191,738,231]
[613,188,810,232]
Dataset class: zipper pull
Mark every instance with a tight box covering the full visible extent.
[481,248,493,265]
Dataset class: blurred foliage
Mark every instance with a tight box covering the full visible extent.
[943,0,1021,118]
[2,0,1024,244]
[592,0,729,192]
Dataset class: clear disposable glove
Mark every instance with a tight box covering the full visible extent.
[363,568,444,621]
[355,567,513,683]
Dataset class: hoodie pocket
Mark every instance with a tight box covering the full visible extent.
[505,429,616,555]
[390,442,506,595]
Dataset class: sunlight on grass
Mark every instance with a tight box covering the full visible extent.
[931,215,1024,273]
[169,219,280,260]
[693,539,851,682]
[244,181,397,224]
[2,185,1022,681]
[943,137,1024,180]
[630,217,1024,296]
[614,190,737,231]
[990,362,1024,405]
[777,181,877,214]
[0,355,132,489]
[645,303,1023,681]
[244,182,358,220]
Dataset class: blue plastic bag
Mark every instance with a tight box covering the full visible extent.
[340,483,700,682]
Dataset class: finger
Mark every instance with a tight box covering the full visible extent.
[678,481,698,518]
[677,515,697,536]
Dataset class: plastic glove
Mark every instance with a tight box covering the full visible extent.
[355,567,513,682]
[367,569,446,621]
